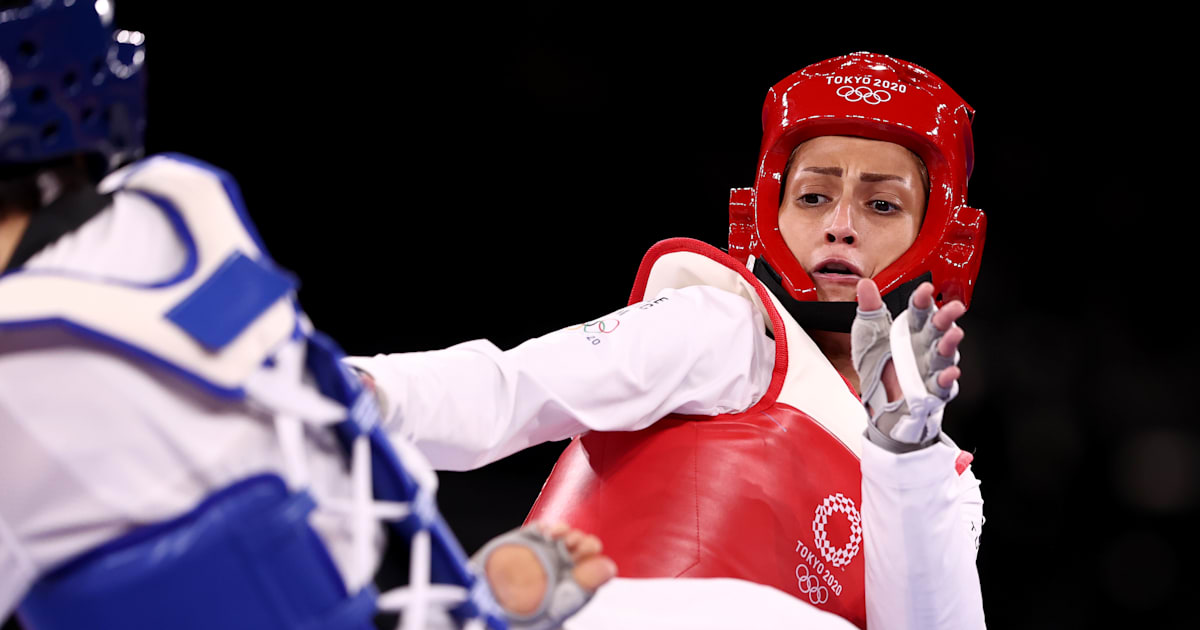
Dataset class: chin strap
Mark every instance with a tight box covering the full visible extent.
[751,258,930,333]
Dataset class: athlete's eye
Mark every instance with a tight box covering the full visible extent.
[798,193,826,205]
[870,200,899,214]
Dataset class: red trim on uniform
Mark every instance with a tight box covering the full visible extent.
[628,238,788,414]
[955,450,974,475]
[837,371,861,400]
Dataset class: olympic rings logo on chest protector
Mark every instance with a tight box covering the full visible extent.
[795,564,830,605]
[836,85,892,105]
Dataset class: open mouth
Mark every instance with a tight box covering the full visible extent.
[813,259,863,278]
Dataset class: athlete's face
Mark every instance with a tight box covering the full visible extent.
[778,136,926,302]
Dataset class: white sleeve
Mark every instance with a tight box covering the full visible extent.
[344,285,774,471]
[860,438,986,630]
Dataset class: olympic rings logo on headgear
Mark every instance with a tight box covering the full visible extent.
[812,493,863,568]
[795,564,829,605]
[835,85,891,105]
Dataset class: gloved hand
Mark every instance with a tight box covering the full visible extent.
[471,522,617,630]
[851,279,965,451]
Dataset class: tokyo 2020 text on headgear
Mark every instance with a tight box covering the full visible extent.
[728,52,986,328]
[0,0,147,176]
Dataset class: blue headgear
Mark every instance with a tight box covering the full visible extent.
[0,0,146,175]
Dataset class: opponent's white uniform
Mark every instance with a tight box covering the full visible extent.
[0,160,984,629]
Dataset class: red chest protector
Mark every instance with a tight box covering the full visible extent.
[527,238,874,628]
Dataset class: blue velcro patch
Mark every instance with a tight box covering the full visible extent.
[166,252,296,352]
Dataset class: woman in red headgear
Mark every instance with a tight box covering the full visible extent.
[353,52,987,629]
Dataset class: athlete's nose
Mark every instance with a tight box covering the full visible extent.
[824,201,857,245]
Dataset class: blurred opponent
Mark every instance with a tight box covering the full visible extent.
[0,2,612,629]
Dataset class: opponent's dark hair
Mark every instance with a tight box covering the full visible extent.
[0,157,94,218]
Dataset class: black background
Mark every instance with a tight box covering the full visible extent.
[6,3,1196,629]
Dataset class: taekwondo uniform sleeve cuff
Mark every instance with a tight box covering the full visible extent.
[860,437,986,630]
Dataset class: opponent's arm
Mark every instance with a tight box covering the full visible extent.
[852,279,986,630]
[346,285,774,471]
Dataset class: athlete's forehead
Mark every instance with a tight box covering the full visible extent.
[782,136,930,201]
[786,137,923,181]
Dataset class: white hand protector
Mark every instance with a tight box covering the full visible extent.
[851,294,960,449]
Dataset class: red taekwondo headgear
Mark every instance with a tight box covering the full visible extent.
[728,52,986,331]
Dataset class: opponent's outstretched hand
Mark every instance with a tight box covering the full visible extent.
[851,279,966,449]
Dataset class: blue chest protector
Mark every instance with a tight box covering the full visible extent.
[0,154,504,630]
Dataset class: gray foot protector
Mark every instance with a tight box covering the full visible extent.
[470,526,592,630]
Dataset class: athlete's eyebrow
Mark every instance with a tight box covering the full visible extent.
[800,167,905,183]
[860,172,905,183]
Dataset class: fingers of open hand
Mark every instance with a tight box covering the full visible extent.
[539,521,571,538]
[937,323,964,357]
[856,278,883,312]
[932,299,966,332]
[851,286,893,380]
[930,308,965,392]
[907,283,936,331]
[565,532,603,562]
[910,282,935,310]
[928,323,962,387]
[536,521,603,562]
[931,303,964,363]
[936,365,961,390]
